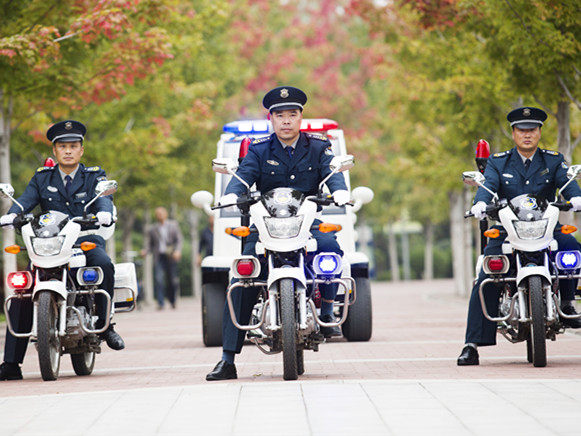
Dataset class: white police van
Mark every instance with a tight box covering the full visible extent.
[191,119,374,346]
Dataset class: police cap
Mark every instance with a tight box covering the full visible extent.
[47,120,86,144]
[262,86,307,113]
[507,107,547,130]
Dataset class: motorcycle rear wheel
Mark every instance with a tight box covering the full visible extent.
[528,276,547,367]
[71,351,95,376]
[37,292,62,381]
[280,278,298,380]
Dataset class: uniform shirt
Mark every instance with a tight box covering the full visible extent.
[224,132,347,197]
[8,163,113,220]
[474,147,581,204]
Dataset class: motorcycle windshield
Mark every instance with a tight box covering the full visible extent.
[508,194,548,221]
[261,188,304,217]
[31,211,70,237]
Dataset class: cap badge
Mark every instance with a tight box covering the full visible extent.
[523,108,531,117]
[65,121,73,130]
[280,88,289,98]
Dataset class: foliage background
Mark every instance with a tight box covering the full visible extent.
[1,0,581,295]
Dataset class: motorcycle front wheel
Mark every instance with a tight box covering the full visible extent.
[527,276,547,367]
[37,291,62,381]
[280,278,299,380]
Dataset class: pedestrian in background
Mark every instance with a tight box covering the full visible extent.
[144,207,183,309]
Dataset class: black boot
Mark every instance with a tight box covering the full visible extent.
[320,314,342,338]
[0,362,23,381]
[100,325,125,350]
[561,304,581,329]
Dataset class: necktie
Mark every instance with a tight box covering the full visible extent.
[286,146,294,160]
[524,159,531,171]
[65,175,72,193]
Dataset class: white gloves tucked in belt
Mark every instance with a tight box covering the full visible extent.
[570,197,581,212]
[471,201,487,219]
[332,190,350,206]
[0,213,16,228]
[96,211,112,226]
[219,193,238,206]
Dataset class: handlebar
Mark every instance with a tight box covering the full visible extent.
[551,200,573,211]
[306,194,354,207]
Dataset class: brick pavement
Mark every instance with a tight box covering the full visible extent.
[1,279,581,435]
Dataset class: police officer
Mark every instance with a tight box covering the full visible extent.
[206,86,350,381]
[457,107,581,366]
[0,120,124,381]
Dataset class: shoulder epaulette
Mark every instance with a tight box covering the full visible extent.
[540,149,560,156]
[84,166,101,172]
[305,132,327,142]
[36,166,55,172]
[492,150,510,158]
[251,136,270,145]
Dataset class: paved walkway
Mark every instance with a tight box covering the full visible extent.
[1,279,581,435]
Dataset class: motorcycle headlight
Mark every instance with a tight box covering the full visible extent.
[512,219,548,240]
[32,236,65,256]
[263,216,304,238]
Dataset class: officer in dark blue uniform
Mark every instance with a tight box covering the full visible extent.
[457,107,581,366]
[0,120,124,381]
[206,86,350,380]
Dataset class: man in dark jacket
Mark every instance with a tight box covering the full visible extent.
[206,86,350,380]
[458,107,581,366]
[0,120,124,381]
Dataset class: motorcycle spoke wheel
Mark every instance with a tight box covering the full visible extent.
[37,292,61,381]
[528,276,547,367]
[280,278,298,380]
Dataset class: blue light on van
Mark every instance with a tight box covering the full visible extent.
[223,120,271,134]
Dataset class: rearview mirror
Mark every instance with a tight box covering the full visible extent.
[212,158,238,175]
[0,183,15,198]
[329,155,355,173]
[462,171,486,187]
[567,165,581,180]
[95,180,118,197]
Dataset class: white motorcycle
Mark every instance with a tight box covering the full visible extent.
[463,167,581,367]
[0,181,138,381]
[207,155,360,380]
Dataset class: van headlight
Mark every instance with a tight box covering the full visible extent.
[512,220,547,240]
[32,236,65,256]
[263,216,303,238]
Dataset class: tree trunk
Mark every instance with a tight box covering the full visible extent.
[450,190,467,296]
[189,209,201,298]
[556,101,576,224]
[142,206,154,304]
[120,208,136,261]
[0,89,16,300]
[557,101,571,164]
[423,219,434,280]
[386,223,400,282]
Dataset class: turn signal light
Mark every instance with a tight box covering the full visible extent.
[484,228,500,239]
[226,226,251,237]
[318,223,342,233]
[4,245,22,254]
[561,225,577,234]
[80,242,97,251]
